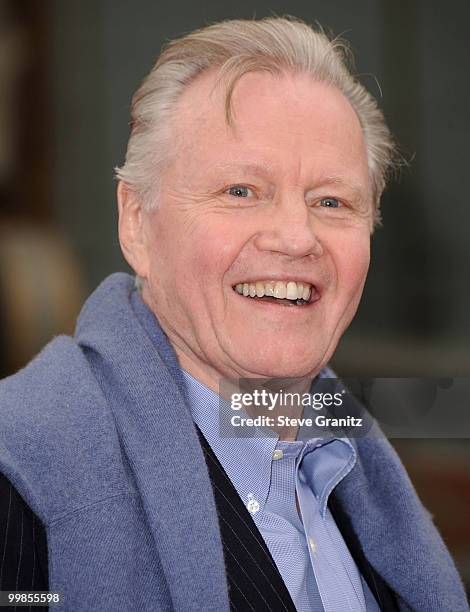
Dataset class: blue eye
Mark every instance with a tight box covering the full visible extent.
[227,185,252,198]
[319,197,340,208]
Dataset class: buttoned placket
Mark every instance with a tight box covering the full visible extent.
[295,440,367,612]
[252,440,325,611]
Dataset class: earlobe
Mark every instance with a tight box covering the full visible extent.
[117,181,149,278]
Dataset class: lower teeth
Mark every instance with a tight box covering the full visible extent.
[250,294,308,305]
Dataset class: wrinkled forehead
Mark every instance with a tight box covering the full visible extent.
[172,67,365,147]
[167,68,370,198]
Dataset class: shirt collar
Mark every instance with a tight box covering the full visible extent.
[182,367,356,516]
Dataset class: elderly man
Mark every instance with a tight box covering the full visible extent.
[0,17,468,612]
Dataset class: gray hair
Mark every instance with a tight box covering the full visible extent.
[115,16,397,227]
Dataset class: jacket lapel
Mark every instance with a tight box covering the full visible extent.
[195,426,297,612]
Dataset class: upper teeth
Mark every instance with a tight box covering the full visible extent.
[234,280,312,302]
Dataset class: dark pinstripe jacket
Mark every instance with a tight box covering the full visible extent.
[0,473,48,601]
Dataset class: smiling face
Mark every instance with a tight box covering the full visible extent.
[121,69,372,389]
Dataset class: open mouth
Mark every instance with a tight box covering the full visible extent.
[232,280,319,307]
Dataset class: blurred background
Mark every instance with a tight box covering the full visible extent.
[0,0,469,594]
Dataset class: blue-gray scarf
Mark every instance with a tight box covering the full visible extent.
[0,273,467,611]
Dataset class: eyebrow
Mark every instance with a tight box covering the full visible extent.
[208,161,276,177]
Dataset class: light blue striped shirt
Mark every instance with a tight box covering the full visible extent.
[182,368,380,612]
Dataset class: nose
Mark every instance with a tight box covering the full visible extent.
[253,191,324,259]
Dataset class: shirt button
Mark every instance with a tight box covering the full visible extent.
[273,449,284,460]
[246,494,260,515]
[309,537,317,554]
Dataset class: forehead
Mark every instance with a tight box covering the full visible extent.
[169,68,369,188]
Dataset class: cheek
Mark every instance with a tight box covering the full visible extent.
[188,218,249,278]
[334,233,370,295]
[159,218,247,310]
[350,247,370,284]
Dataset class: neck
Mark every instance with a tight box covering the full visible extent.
[178,350,315,442]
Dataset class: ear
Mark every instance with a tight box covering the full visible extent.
[117,181,149,278]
